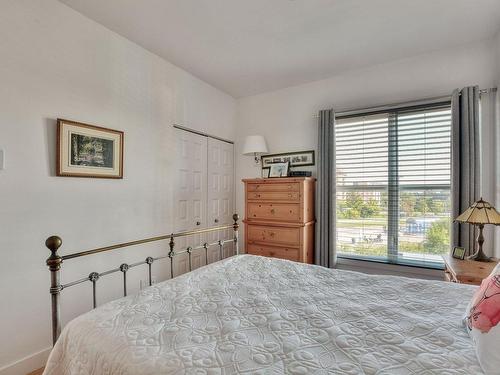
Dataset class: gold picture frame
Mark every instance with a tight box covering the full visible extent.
[56,119,124,179]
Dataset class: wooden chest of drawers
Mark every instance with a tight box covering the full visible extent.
[243,177,315,264]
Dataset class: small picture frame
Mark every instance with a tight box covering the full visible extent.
[268,162,289,178]
[261,167,270,178]
[452,246,466,260]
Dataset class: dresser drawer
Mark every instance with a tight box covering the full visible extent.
[247,191,300,201]
[247,225,300,246]
[247,243,300,261]
[248,202,300,221]
[247,182,300,192]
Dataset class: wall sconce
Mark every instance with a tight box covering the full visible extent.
[242,135,268,164]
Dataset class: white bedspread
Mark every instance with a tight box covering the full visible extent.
[44,255,482,374]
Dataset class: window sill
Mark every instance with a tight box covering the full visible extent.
[337,254,445,271]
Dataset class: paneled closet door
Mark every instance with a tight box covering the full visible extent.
[207,138,234,262]
[173,129,208,275]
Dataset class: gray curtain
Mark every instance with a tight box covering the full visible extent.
[315,109,336,267]
[451,86,481,256]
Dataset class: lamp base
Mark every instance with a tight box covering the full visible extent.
[467,249,492,262]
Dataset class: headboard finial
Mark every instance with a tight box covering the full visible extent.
[46,236,62,254]
[46,236,63,271]
[233,214,239,230]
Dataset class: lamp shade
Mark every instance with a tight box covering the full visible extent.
[455,198,500,225]
[242,135,268,155]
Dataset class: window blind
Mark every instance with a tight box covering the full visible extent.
[336,113,389,186]
[397,108,451,187]
[335,103,451,267]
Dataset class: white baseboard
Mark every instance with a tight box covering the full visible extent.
[0,347,51,375]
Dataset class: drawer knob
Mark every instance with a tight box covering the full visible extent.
[214,218,219,223]
[269,232,275,237]
[270,209,275,214]
[196,221,201,226]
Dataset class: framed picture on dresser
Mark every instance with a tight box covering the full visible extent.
[261,150,315,168]
[268,162,289,178]
[261,167,270,178]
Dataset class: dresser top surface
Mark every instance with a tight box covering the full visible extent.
[243,177,316,183]
[442,254,498,280]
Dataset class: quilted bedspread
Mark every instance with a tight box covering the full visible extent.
[44,255,482,374]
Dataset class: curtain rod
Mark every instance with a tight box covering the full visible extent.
[312,87,497,119]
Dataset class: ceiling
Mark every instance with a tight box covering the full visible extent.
[59,0,500,98]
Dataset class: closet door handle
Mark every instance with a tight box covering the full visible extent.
[214,218,219,223]
[196,221,201,226]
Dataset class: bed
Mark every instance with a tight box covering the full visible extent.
[43,254,482,374]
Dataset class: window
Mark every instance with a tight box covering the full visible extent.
[335,102,451,267]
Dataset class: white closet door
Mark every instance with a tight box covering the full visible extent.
[173,129,208,275]
[207,138,234,262]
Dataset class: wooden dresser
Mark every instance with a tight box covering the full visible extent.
[243,177,315,263]
[442,254,499,286]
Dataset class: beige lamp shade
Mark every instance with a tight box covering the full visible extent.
[242,135,268,156]
[455,198,500,225]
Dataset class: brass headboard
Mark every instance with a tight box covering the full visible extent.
[45,214,240,345]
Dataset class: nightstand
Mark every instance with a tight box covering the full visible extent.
[442,254,499,286]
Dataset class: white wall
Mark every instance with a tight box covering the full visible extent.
[494,31,500,258]
[463,31,500,259]
[235,38,498,259]
[0,1,236,373]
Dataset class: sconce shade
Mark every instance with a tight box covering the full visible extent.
[455,198,500,225]
[242,135,268,155]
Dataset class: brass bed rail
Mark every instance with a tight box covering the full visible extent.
[45,214,240,345]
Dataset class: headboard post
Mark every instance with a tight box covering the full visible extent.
[45,235,63,345]
[168,234,175,279]
[233,214,240,255]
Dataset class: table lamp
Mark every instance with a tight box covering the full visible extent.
[454,198,500,262]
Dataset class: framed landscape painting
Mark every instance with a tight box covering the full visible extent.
[57,119,124,178]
